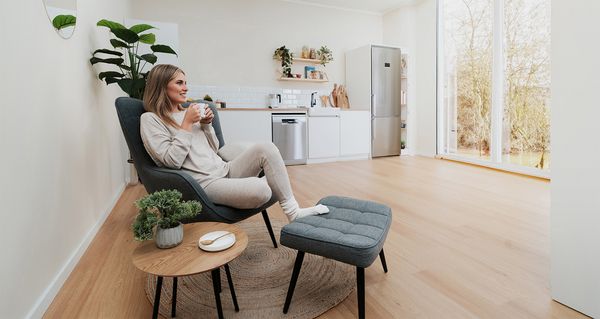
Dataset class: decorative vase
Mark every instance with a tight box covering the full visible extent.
[155,223,183,249]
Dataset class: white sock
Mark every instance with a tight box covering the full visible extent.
[286,204,329,222]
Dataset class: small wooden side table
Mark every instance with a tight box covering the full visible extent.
[132,222,248,319]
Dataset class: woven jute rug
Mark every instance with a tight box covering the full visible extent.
[145,219,354,318]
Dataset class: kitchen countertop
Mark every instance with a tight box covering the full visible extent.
[217,108,368,112]
[217,108,307,113]
[218,107,304,111]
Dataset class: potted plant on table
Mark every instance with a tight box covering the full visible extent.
[132,190,202,249]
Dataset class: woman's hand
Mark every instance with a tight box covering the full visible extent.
[200,105,214,124]
[181,103,202,131]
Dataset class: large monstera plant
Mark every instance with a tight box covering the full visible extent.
[90,19,177,99]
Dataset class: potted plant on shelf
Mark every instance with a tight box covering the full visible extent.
[273,45,293,78]
[317,46,333,66]
[89,19,178,99]
[132,190,201,249]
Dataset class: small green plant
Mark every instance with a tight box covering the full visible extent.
[317,46,333,66]
[273,45,293,78]
[52,14,76,31]
[132,190,201,241]
[90,19,177,99]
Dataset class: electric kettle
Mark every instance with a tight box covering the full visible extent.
[269,94,281,108]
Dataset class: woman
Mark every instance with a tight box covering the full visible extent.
[140,64,328,221]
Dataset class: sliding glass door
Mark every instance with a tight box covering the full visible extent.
[440,0,493,161]
[438,0,551,173]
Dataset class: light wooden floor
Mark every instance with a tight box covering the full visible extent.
[44,156,589,319]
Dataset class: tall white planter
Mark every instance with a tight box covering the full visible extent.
[128,162,139,185]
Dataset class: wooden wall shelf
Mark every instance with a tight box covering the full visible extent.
[278,77,328,83]
[293,58,322,64]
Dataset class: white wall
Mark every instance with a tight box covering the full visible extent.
[383,0,437,157]
[130,0,382,90]
[0,0,131,318]
[550,1,600,317]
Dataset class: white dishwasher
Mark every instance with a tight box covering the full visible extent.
[272,114,307,165]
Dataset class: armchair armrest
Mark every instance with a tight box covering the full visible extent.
[140,166,220,216]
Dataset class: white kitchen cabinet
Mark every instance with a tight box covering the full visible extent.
[308,116,340,159]
[217,111,271,144]
[340,111,371,156]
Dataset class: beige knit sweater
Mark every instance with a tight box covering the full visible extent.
[140,110,229,188]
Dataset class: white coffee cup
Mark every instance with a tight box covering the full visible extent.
[196,103,207,118]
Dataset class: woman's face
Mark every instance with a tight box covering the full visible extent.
[166,71,188,106]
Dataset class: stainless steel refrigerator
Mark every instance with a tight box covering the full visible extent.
[371,46,402,157]
[346,45,402,157]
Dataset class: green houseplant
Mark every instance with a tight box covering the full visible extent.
[273,45,293,78]
[52,14,76,31]
[133,190,201,248]
[317,46,333,66]
[90,19,177,99]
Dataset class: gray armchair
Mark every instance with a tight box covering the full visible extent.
[115,97,278,247]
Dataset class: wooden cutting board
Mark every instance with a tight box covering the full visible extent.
[337,85,350,108]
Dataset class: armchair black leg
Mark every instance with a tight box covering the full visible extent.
[283,251,305,314]
[357,267,365,319]
[262,210,278,248]
[379,249,388,273]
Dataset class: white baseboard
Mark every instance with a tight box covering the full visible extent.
[337,154,370,161]
[26,182,127,319]
[306,154,370,164]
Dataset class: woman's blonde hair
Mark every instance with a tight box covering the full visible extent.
[143,64,185,128]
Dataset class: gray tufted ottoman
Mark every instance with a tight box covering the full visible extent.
[280,196,392,319]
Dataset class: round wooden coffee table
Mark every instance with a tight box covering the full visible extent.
[132,222,248,319]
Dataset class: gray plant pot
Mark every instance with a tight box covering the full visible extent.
[155,223,183,249]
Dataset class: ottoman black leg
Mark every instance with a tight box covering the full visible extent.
[224,264,240,312]
[283,251,305,314]
[262,210,278,248]
[152,276,163,319]
[211,269,224,319]
[171,277,178,317]
[357,267,365,319]
[379,249,388,273]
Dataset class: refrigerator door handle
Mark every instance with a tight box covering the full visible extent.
[371,94,376,113]
[371,120,375,141]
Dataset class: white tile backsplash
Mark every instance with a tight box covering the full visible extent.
[188,84,331,108]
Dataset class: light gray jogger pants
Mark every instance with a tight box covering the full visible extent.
[203,142,295,210]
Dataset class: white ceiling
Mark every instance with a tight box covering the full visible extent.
[282,0,420,15]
